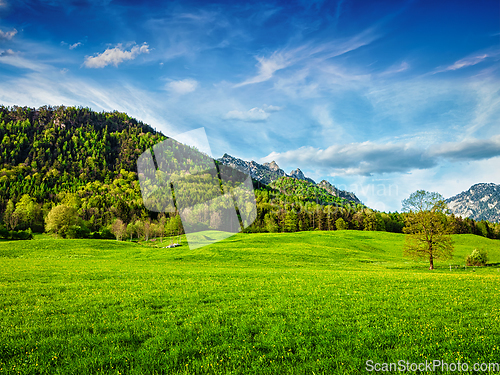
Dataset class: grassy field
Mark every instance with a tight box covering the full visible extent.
[1,231,500,374]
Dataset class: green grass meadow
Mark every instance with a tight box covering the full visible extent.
[1,231,500,374]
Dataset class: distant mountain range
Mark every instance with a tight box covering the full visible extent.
[217,153,362,205]
[446,183,500,223]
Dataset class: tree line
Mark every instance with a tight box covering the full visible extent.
[0,105,498,241]
[1,178,498,242]
[246,179,500,239]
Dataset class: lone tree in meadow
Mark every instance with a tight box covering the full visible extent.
[402,190,454,270]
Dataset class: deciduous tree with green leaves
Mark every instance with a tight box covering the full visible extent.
[45,204,78,238]
[402,190,454,270]
[111,218,127,241]
[335,217,348,230]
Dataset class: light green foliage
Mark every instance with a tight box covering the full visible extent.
[126,222,136,241]
[110,218,127,241]
[59,192,81,209]
[466,248,488,266]
[134,219,145,241]
[335,217,348,230]
[45,204,78,237]
[13,194,43,231]
[363,211,378,231]
[402,190,454,270]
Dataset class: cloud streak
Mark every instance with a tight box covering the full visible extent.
[262,136,500,176]
[234,27,380,87]
[0,50,51,71]
[84,43,150,68]
[234,52,291,87]
[69,42,82,50]
[165,78,198,95]
[435,47,500,73]
[225,104,282,122]
[430,135,500,161]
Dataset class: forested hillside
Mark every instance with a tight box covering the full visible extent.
[0,105,164,200]
[0,105,166,236]
[270,177,353,206]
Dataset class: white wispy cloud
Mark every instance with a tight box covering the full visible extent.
[0,28,17,41]
[234,27,380,87]
[0,50,51,71]
[463,80,500,138]
[69,42,82,50]
[145,9,234,62]
[380,61,409,76]
[84,43,150,68]
[262,104,282,112]
[225,104,282,122]
[165,78,198,95]
[261,136,500,176]
[312,105,345,143]
[435,47,500,73]
[234,52,291,87]
[225,107,270,122]
[272,68,322,99]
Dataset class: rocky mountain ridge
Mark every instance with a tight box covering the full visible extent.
[446,183,500,223]
[218,153,362,205]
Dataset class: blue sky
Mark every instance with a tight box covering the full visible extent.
[0,0,499,211]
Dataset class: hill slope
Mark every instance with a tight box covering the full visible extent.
[1,232,499,374]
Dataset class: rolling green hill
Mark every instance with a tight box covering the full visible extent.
[1,232,499,374]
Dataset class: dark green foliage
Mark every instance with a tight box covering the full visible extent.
[65,224,91,239]
[0,226,33,240]
[11,229,34,240]
[99,228,115,240]
[0,224,7,238]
